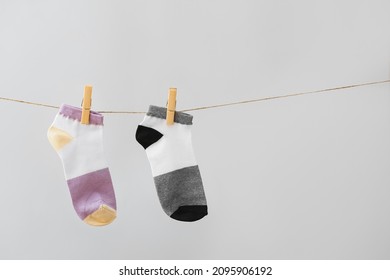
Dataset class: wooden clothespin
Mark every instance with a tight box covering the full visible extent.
[81,85,92,125]
[166,87,177,125]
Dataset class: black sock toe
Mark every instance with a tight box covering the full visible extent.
[170,205,208,222]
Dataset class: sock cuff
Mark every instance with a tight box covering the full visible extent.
[59,104,104,125]
[147,105,193,125]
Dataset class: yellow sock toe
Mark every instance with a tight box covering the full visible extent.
[83,205,117,226]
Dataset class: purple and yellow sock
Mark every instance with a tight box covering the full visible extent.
[47,104,117,226]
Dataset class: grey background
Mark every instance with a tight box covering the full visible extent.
[0,0,389,259]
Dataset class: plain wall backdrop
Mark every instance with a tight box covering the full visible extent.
[0,0,389,259]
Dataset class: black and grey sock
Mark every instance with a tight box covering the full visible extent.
[135,105,208,222]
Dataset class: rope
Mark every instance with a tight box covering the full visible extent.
[1,79,389,114]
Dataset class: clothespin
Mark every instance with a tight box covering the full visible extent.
[166,87,177,125]
[81,85,92,125]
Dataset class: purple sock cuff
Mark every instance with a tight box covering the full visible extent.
[59,104,104,125]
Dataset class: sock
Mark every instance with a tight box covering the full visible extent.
[136,105,208,222]
[47,104,117,226]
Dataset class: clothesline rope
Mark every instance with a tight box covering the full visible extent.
[1,79,389,114]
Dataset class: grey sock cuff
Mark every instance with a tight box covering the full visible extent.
[147,105,193,125]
